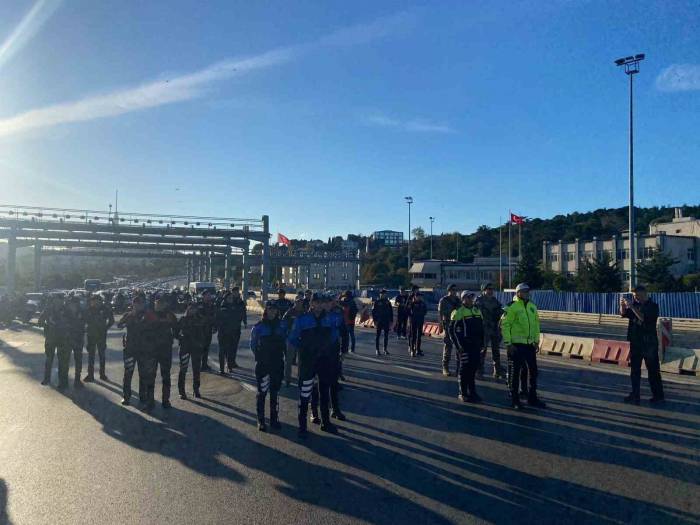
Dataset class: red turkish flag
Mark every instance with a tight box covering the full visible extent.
[510,213,525,225]
[277,233,290,246]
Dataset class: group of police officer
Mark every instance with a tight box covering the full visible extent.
[371,282,546,409]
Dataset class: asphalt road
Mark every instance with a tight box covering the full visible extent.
[0,320,699,525]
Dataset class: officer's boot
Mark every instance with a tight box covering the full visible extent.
[162,384,171,409]
[256,392,267,431]
[320,395,336,433]
[193,379,201,399]
[138,381,146,404]
[84,352,95,382]
[270,392,281,429]
[493,358,505,379]
[178,368,188,399]
[99,350,108,380]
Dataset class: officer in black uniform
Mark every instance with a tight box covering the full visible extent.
[117,296,149,406]
[39,295,67,386]
[394,288,410,340]
[371,289,393,356]
[215,288,247,373]
[84,294,115,382]
[63,296,86,390]
[150,298,178,409]
[199,290,217,371]
[621,285,664,404]
[177,304,208,400]
[407,292,428,357]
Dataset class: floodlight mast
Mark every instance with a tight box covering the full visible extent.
[615,53,644,291]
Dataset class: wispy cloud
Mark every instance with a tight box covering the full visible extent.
[656,64,700,92]
[0,10,416,139]
[364,113,455,134]
[0,0,61,72]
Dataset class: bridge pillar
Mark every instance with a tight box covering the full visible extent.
[207,252,213,282]
[261,215,270,301]
[34,242,42,291]
[186,258,192,285]
[241,246,249,298]
[5,232,17,295]
[196,255,202,282]
[223,246,232,290]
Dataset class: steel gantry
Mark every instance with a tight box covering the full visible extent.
[0,204,272,299]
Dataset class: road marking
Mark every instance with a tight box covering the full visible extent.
[393,365,434,377]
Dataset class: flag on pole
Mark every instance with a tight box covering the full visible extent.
[277,233,290,246]
[510,212,525,225]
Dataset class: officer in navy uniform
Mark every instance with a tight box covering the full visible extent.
[250,301,287,431]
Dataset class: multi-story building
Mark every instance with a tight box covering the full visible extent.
[280,259,359,290]
[341,239,359,251]
[409,257,516,291]
[371,230,404,246]
[542,232,698,281]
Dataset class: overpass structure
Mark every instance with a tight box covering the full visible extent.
[0,204,362,297]
[0,204,270,297]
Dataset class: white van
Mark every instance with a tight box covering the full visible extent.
[188,282,217,295]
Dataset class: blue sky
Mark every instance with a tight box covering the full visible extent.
[0,0,698,241]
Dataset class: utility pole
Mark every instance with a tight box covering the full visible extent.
[615,53,645,291]
[405,196,413,270]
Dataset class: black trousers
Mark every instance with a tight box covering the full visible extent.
[58,339,82,387]
[509,344,538,400]
[43,337,59,383]
[218,330,241,371]
[122,350,138,400]
[256,362,283,423]
[395,313,408,338]
[481,331,502,372]
[311,380,339,424]
[298,372,316,431]
[442,321,457,369]
[375,324,390,351]
[457,346,480,397]
[178,346,202,395]
[630,342,664,399]
[149,345,172,403]
[86,332,108,377]
[201,329,213,368]
[409,319,424,354]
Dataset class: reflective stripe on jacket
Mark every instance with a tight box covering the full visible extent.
[500,298,540,346]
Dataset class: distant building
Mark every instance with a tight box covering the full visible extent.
[281,260,358,290]
[341,238,359,251]
[542,232,698,281]
[409,257,515,291]
[371,230,404,246]
[649,208,700,238]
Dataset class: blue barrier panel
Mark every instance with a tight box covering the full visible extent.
[493,291,700,319]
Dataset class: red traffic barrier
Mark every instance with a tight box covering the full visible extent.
[591,339,630,367]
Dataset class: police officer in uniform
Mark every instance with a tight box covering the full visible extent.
[312,296,345,422]
[501,283,546,409]
[150,298,178,409]
[215,288,247,373]
[117,296,149,406]
[250,301,287,431]
[407,292,427,357]
[39,295,67,386]
[177,304,208,400]
[438,284,461,376]
[282,297,305,386]
[371,289,393,356]
[449,291,484,402]
[620,285,664,404]
[199,290,217,371]
[288,293,337,437]
[394,288,410,340]
[475,282,505,379]
[63,296,86,390]
[274,288,294,319]
[84,294,114,382]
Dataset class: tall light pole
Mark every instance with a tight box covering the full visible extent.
[615,53,644,292]
[429,216,435,259]
[405,196,413,270]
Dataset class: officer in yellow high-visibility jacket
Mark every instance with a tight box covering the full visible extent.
[500,283,546,409]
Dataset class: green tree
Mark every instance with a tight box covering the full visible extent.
[412,227,426,240]
[681,273,700,292]
[576,254,622,292]
[636,252,680,291]
[513,253,544,289]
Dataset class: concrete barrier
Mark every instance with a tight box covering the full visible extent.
[661,347,700,376]
[591,339,630,367]
[539,334,595,360]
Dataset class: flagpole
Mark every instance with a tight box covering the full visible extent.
[519,222,522,262]
[499,217,503,291]
[508,211,512,288]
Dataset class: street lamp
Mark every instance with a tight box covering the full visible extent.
[429,216,435,259]
[405,196,413,270]
[615,53,644,292]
